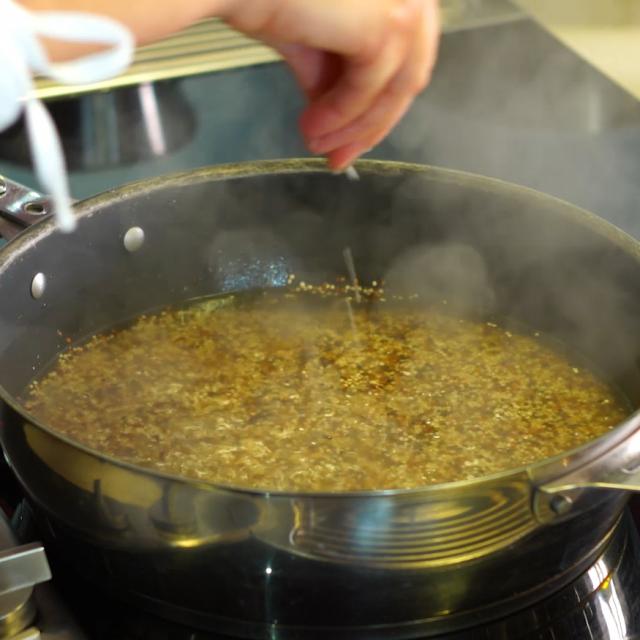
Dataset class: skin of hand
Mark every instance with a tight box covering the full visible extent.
[223,0,441,170]
[20,0,440,170]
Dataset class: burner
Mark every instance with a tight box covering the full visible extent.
[5,501,640,640]
[70,514,640,639]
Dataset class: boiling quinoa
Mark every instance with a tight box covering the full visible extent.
[23,286,627,491]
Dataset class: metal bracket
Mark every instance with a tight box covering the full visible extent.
[0,176,51,240]
[0,544,51,598]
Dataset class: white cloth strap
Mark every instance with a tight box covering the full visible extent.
[0,0,134,232]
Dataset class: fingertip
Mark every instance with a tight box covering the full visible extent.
[328,142,369,172]
[326,153,344,172]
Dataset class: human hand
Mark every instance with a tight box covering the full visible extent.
[18,0,440,170]
[223,0,441,170]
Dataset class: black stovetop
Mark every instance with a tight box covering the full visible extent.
[22,505,640,640]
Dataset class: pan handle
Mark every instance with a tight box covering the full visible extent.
[0,175,52,240]
[533,412,640,521]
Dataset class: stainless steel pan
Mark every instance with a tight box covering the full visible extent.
[1,159,640,638]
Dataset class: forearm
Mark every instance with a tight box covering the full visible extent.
[17,0,234,59]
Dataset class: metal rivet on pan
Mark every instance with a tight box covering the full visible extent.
[0,178,6,197]
[31,273,46,299]
[124,227,145,253]
[24,201,47,216]
[549,494,573,516]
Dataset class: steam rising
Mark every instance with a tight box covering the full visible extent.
[384,243,496,316]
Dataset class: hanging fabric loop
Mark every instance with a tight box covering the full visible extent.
[0,0,134,232]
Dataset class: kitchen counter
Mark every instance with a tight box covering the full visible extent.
[516,0,640,100]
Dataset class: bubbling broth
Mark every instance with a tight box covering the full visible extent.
[23,285,627,492]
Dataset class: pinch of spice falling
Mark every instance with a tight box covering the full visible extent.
[24,282,627,492]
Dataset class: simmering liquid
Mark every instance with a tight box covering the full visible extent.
[24,286,627,491]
